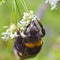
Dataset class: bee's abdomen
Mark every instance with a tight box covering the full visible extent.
[25,40,43,56]
[26,46,42,55]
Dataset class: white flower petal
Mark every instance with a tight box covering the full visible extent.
[2,32,7,35]
[3,26,8,28]
[45,0,59,10]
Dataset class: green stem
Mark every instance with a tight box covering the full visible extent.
[13,0,17,24]
[19,0,28,12]
[10,0,14,24]
[15,0,22,18]
[23,0,28,12]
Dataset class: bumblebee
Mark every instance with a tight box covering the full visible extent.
[14,19,45,59]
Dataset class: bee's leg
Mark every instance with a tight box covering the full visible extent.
[17,29,22,38]
[41,27,45,37]
[37,20,45,37]
[24,23,30,34]
[14,49,23,58]
[14,49,20,60]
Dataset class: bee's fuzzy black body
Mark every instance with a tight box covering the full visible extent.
[14,19,45,58]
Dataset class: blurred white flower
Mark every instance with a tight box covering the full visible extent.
[1,23,17,41]
[0,0,5,5]
[2,0,5,3]
[45,0,59,10]
[3,26,8,29]
[17,10,37,32]
[1,36,9,41]
[23,12,29,20]
[9,24,16,31]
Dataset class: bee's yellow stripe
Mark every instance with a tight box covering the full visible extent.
[36,40,43,47]
[25,40,43,48]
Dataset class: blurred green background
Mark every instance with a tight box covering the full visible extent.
[0,0,60,60]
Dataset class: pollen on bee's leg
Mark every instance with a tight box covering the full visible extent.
[19,52,23,57]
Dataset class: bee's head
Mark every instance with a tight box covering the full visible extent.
[29,26,38,36]
[29,20,39,36]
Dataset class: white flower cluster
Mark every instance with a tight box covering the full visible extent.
[45,0,59,10]
[1,24,17,41]
[1,10,37,41]
[0,0,5,5]
[17,10,36,32]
